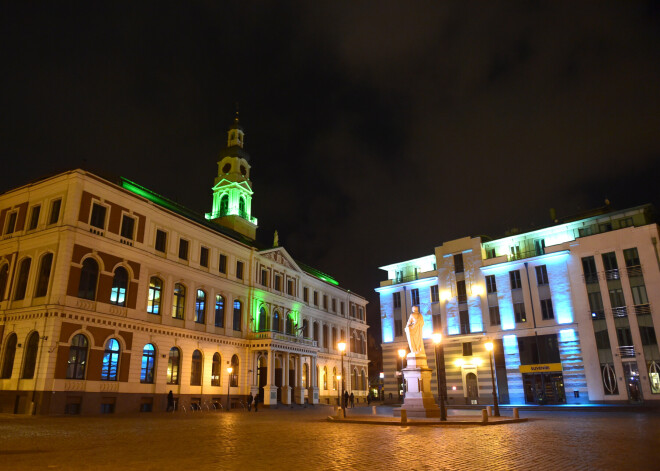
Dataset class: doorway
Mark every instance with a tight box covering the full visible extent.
[623,362,643,403]
[466,373,478,404]
[523,373,566,404]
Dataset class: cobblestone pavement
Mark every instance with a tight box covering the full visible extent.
[1,406,658,471]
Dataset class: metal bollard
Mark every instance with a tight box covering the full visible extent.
[482,409,488,423]
[486,406,492,417]
[513,407,519,419]
[400,409,408,424]
[372,406,378,415]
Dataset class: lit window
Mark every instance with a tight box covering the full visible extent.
[66,334,88,380]
[140,344,156,384]
[101,338,120,381]
[215,295,225,327]
[167,347,180,384]
[147,277,162,314]
[110,267,128,306]
[172,283,186,319]
[195,290,206,323]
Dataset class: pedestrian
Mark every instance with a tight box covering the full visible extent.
[247,392,253,411]
[167,390,174,412]
[254,393,258,412]
[350,392,355,408]
[367,393,371,405]
[343,390,349,409]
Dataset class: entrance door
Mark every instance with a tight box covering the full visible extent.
[466,373,478,404]
[623,362,643,403]
[258,366,267,402]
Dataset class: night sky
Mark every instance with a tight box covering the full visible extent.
[2,2,659,344]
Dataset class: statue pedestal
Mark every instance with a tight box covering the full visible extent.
[394,354,441,418]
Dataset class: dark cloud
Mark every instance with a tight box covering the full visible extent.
[1,1,659,342]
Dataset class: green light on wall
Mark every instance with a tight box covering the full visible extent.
[120,178,179,213]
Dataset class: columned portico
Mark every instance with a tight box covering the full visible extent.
[307,356,319,404]
[281,351,292,405]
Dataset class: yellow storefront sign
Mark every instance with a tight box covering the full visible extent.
[519,363,563,373]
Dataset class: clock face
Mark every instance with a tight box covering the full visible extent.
[222,163,231,174]
[240,165,247,176]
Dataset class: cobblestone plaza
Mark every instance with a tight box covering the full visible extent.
[1,407,658,470]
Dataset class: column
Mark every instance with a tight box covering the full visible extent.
[282,351,291,404]
[263,348,278,407]
[294,355,305,404]
[307,355,319,404]
[250,351,260,397]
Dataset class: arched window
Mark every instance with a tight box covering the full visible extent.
[215,295,225,327]
[323,366,328,390]
[230,354,239,387]
[1,333,17,378]
[361,370,366,391]
[110,267,128,306]
[190,350,202,386]
[313,323,319,342]
[239,197,246,216]
[361,333,367,354]
[22,331,40,379]
[14,258,31,300]
[66,334,88,379]
[286,313,295,335]
[78,258,99,300]
[101,338,120,381]
[195,290,206,323]
[302,319,309,338]
[140,344,156,384]
[352,368,358,390]
[167,347,180,384]
[0,263,9,301]
[172,283,186,319]
[302,363,308,388]
[233,300,242,331]
[323,325,328,347]
[258,306,267,332]
[147,277,162,314]
[211,353,221,386]
[351,333,356,353]
[333,367,337,390]
[220,194,229,215]
[34,253,53,297]
[273,311,280,332]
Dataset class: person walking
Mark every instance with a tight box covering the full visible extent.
[349,392,355,408]
[343,390,349,409]
[167,390,174,412]
[367,393,372,405]
[247,393,253,412]
[254,393,259,412]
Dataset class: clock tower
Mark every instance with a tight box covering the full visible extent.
[205,113,258,239]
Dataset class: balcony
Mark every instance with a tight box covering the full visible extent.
[604,269,621,281]
[627,265,643,277]
[248,330,318,348]
[611,306,628,318]
[618,346,636,358]
[634,303,651,316]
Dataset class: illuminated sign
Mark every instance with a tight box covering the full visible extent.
[519,363,563,373]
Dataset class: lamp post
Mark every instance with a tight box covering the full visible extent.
[485,341,500,417]
[226,366,233,411]
[431,333,447,421]
[338,341,346,415]
[397,348,407,401]
[336,374,342,407]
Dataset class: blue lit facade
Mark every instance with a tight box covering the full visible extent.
[377,204,660,405]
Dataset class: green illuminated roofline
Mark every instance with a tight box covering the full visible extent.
[296,260,339,286]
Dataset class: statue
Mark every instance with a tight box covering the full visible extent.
[405,306,425,357]
[273,230,279,247]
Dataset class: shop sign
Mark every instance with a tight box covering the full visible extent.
[519,363,563,373]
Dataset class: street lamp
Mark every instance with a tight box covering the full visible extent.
[338,341,346,415]
[398,348,407,400]
[226,366,233,411]
[336,374,342,407]
[485,341,500,417]
[431,333,447,421]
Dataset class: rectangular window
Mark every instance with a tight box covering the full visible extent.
[581,256,598,283]
[331,298,336,312]
[303,287,309,302]
[456,281,467,304]
[155,229,167,253]
[588,291,605,319]
[351,305,356,317]
[48,199,61,225]
[430,285,439,303]
[274,274,282,291]
[510,270,522,290]
[602,252,618,272]
[359,306,364,320]
[341,302,345,315]
[219,254,227,274]
[261,269,268,286]
[486,248,496,259]
[120,214,135,240]
[535,265,549,285]
[540,298,554,320]
[514,302,526,323]
[393,292,401,308]
[4,211,17,234]
[178,239,189,260]
[459,309,470,334]
[28,205,40,230]
[453,253,464,273]
[323,295,328,309]
[432,314,442,331]
[462,342,472,356]
[287,279,294,296]
[236,261,244,280]
[410,288,420,306]
[623,248,640,268]
[486,275,497,293]
[90,203,107,229]
[313,291,318,306]
[199,247,209,267]
[489,305,501,326]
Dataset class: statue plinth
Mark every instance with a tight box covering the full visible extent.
[394,353,441,418]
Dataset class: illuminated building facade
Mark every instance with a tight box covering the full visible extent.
[0,121,368,415]
[377,205,660,405]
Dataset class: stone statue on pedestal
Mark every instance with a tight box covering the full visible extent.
[405,305,425,357]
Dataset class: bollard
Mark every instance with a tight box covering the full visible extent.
[486,406,492,417]
[372,406,378,415]
[337,408,345,419]
[400,409,408,424]
[481,409,488,423]
[334,405,339,415]
[513,407,519,419]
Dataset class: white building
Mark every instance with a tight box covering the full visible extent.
[0,118,368,415]
[377,205,660,405]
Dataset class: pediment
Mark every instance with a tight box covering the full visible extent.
[259,247,301,272]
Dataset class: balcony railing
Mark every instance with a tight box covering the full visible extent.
[590,304,651,320]
[618,346,636,358]
[248,330,318,347]
[611,306,628,318]
[604,269,620,281]
[634,303,651,316]
[582,266,644,283]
